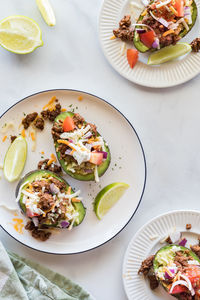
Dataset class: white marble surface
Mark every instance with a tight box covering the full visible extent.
[0,0,200,299]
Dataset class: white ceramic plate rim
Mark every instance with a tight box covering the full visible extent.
[122,209,200,299]
[99,0,200,88]
[0,89,147,255]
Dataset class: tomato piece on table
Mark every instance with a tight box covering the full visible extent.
[63,116,75,132]
[90,152,103,165]
[174,0,184,17]
[127,49,139,69]
[139,30,155,48]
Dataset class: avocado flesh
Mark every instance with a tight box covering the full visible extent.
[133,1,197,53]
[16,170,86,228]
[153,244,200,297]
[53,112,111,181]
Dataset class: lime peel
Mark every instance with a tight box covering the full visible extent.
[3,136,27,182]
[148,43,191,65]
[94,182,130,220]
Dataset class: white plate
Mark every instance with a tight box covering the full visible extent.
[123,210,200,299]
[99,0,200,88]
[0,89,146,254]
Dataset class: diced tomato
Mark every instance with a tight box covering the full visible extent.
[139,30,155,48]
[185,266,200,288]
[127,49,139,69]
[89,152,103,165]
[26,208,39,218]
[63,116,75,132]
[170,285,188,294]
[174,0,184,17]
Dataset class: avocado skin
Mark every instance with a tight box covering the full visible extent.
[53,112,111,181]
[153,244,200,298]
[133,1,198,53]
[16,170,86,228]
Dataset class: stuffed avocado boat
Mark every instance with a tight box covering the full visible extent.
[52,112,111,182]
[139,244,200,299]
[16,170,86,233]
[134,0,197,52]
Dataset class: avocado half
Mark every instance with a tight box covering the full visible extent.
[53,112,111,181]
[134,1,197,53]
[16,170,86,228]
[153,244,200,298]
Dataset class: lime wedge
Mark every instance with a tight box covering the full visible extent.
[3,136,27,182]
[148,43,191,65]
[36,0,56,26]
[0,15,43,54]
[94,182,130,220]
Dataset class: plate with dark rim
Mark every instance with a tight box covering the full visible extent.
[0,89,146,254]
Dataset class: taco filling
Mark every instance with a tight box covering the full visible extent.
[52,112,111,182]
[133,0,197,52]
[16,170,86,233]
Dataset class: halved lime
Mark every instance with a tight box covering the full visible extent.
[36,0,56,26]
[148,43,191,65]
[4,136,27,182]
[0,15,43,54]
[94,182,130,220]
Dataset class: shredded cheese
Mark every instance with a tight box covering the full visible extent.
[110,35,116,40]
[21,129,26,137]
[78,96,83,101]
[2,135,7,142]
[141,9,147,16]
[162,29,174,36]
[30,131,35,141]
[94,165,99,183]
[12,218,24,234]
[43,96,57,110]
[71,198,81,203]
[61,108,67,112]
[169,6,178,16]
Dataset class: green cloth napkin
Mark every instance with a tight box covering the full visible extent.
[0,241,93,300]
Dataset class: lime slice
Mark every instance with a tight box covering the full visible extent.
[148,43,191,65]
[36,0,56,26]
[94,182,130,220]
[4,136,27,182]
[0,15,43,54]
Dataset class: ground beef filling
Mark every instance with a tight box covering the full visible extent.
[34,117,45,130]
[138,255,159,290]
[22,112,38,129]
[25,221,51,242]
[38,159,62,174]
[191,38,200,52]
[10,135,17,143]
[24,177,69,241]
[113,15,134,42]
[41,103,61,121]
[141,15,182,47]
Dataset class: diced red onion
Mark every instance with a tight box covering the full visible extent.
[50,183,60,194]
[69,139,73,143]
[179,238,187,247]
[136,28,146,33]
[169,231,182,243]
[141,0,149,6]
[65,149,72,155]
[60,221,70,228]
[152,39,159,49]
[84,169,93,174]
[32,217,39,227]
[97,151,108,159]
[165,271,173,280]
[149,11,169,27]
